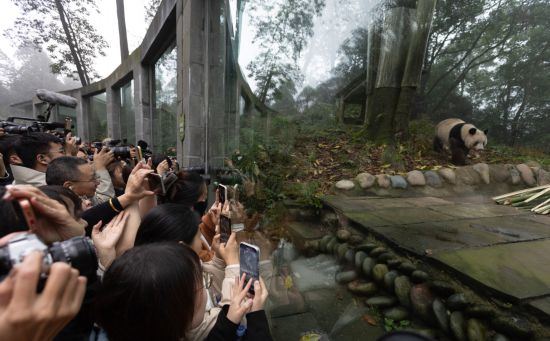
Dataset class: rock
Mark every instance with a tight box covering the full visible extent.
[335,180,355,190]
[338,244,351,262]
[384,270,399,292]
[348,234,364,246]
[506,165,522,185]
[430,280,456,297]
[410,283,435,321]
[438,168,457,184]
[336,229,352,242]
[455,166,481,185]
[356,172,376,189]
[370,247,387,257]
[336,270,358,284]
[525,160,542,169]
[473,163,490,184]
[377,252,395,263]
[424,171,443,188]
[376,174,391,189]
[516,163,536,186]
[398,261,417,275]
[407,329,437,339]
[411,270,429,283]
[407,170,426,186]
[372,264,389,282]
[536,168,550,186]
[447,293,469,310]
[319,235,332,252]
[467,318,486,341]
[355,251,368,270]
[491,316,533,339]
[433,298,450,333]
[362,257,376,277]
[390,175,408,189]
[489,165,511,183]
[492,334,509,341]
[366,296,397,308]
[326,238,338,253]
[383,307,409,321]
[387,258,402,269]
[394,276,412,308]
[347,280,378,296]
[344,249,355,263]
[465,305,496,319]
[450,311,466,341]
[356,242,378,253]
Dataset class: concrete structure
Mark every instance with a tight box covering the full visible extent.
[23,0,273,174]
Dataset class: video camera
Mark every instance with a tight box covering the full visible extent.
[0,233,97,281]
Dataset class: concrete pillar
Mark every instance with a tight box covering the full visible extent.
[178,0,206,169]
[133,64,151,144]
[106,86,121,139]
[75,92,89,142]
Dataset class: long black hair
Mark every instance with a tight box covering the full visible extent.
[134,204,201,246]
[94,243,202,341]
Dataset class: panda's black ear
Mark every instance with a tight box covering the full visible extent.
[484,129,488,135]
[469,128,477,135]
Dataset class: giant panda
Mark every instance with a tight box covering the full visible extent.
[433,118,488,165]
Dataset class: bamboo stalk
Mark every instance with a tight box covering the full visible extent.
[525,186,550,203]
[532,197,550,211]
[492,185,550,201]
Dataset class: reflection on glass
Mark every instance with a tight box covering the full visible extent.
[89,92,107,142]
[153,41,177,156]
[119,80,135,145]
[59,106,78,137]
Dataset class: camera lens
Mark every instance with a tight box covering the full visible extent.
[49,237,97,279]
[110,146,131,159]
[0,247,12,277]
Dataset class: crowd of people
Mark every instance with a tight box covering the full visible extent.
[0,130,274,341]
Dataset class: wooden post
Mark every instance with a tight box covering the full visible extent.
[336,96,345,124]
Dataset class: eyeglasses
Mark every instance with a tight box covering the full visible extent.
[71,174,100,183]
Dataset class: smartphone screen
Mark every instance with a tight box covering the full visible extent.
[219,215,231,243]
[137,146,143,162]
[218,184,227,205]
[240,242,260,295]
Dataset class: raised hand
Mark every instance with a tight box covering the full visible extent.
[92,211,129,268]
[226,273,253,324]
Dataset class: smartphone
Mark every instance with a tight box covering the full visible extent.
[219,214,231,243]
[136,146,144,162]
[218,184,227,205]
[146,173,166,195]
[18,199,37,230]
[239,242,260,295]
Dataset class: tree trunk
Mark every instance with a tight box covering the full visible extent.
[116,0,129,61]
[54,0,88,86]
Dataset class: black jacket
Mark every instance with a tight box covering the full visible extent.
[206,305,272,341]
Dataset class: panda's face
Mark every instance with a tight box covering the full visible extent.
[464,127,488,150]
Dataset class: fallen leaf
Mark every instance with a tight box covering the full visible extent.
[363,314,378,326]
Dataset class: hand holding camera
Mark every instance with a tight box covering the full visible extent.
[0,233,88,341]
[218,232,239,266]
[227,273,253,324]
[93,147,115,170]
[2,185,87,243]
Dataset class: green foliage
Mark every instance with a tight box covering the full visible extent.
[5,0,108,85]
[284,181,323,210]
[384,318,411,332]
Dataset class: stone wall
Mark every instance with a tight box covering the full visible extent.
[335,161,550,198]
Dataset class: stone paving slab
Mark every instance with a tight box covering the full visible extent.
[433,239,550,300]
[322,194,550,307]
[429,203,527,219]
[370,207,455,225]
[528,297,550,319]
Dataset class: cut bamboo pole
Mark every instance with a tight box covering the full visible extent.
[533,198,550,211]
[492,185,550,201]
[525,187,550,203]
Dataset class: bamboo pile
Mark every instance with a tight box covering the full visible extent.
[493,185,550,215]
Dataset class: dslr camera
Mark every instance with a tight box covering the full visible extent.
[0,233,98,280]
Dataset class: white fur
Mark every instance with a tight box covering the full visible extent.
[435,118,487,151]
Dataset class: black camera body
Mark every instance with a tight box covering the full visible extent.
[0,233,98,280]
